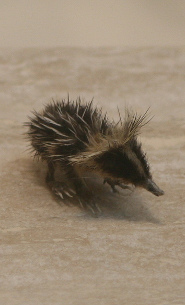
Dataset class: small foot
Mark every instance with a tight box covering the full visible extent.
[104,178,134,193]
[51,182,76,200]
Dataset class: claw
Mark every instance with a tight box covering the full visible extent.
[51,182,76,200]
[111,186,119,193]
[87,203,97,215]
[63,190,73,198]
[104,178,118,192]
[78,198,84,208]
[109,187,116,193]
[68,188,76,195]
[118,183,133,191]
[56,191,64,199]
[87,202,102,217]
[94,202,102,215]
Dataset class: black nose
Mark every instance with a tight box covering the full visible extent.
[144,179,164,196]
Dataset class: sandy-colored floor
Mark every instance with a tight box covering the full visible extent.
[0,47,185,305]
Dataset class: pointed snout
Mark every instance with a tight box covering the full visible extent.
[144,179,164,196]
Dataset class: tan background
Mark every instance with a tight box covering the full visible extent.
[1,45,185,305]
[0,1,185,305]
[0,0,185,48]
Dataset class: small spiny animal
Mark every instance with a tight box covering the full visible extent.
[25,97,164,214]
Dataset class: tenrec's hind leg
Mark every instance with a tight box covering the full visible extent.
[46,162,76,200]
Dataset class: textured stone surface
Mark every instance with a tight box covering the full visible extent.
[0,47,185,305]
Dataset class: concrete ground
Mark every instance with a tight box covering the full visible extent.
[0,47,185,305]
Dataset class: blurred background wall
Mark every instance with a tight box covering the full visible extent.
[0,0,185,48]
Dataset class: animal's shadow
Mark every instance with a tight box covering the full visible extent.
[82,177,161,224]
[28,159,161,224]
